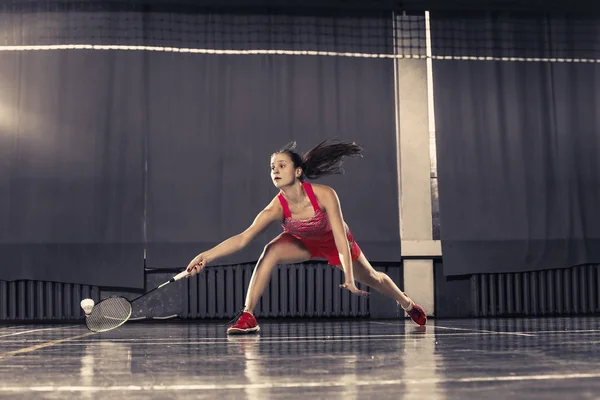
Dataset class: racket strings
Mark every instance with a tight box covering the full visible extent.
[85,297,132,332]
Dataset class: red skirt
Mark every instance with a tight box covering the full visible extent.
[299,231,362,267]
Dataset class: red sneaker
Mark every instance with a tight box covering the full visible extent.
[227,311,260,335]
[403,293,427,326]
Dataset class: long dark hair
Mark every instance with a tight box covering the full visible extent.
[275,138,363,181]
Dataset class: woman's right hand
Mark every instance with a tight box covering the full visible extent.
[339,281,370,297]
[186,253,209,277]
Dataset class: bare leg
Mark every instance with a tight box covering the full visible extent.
[244,233,311,314]
[351,253,412,309]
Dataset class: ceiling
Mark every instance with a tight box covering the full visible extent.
[1,0,597,14]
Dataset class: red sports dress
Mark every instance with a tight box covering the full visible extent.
[277,182,361,266]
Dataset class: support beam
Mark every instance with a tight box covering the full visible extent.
[395,13,436,317]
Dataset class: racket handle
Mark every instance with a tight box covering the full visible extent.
[172,270,190,282]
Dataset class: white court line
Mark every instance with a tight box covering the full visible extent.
[0,332,95,360]
[1,333,440,341]
[0,326,80,338]
[433,326,535,337]
[0,333,500,346]
[554,340,600,345]
[535,329,600,334]
[371,321,600,337]
[0,334,496,346]
[369,320,535,336]
[56,332,528,340]
[0,332,525,347]
[2,372,600,392]
[0,326,29,333]
[369,321,535,337]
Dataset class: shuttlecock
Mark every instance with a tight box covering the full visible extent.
[80,298,95,315]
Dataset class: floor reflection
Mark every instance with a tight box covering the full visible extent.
[1,318,600,399]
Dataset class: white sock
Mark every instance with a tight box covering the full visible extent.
[399,299,414,312]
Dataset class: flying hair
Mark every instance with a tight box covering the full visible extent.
[275,138,363,181]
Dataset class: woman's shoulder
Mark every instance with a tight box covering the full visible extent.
[263,194,284,216]
[309,182,335,195]
[308,183,338,206]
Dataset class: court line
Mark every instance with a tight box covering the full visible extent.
[433,326,535,337]
[0,332,96,360]
[0,325,29,331]
[371,321,600,337]
[554,340,600,345]
[534,329,600,334]
[0,331,529,345]
[369,321,536,336]
[0,326,81,338]
[3,333,438,342]
[89,332,490,340]
[0,336,482,347]
[2,372,600,392]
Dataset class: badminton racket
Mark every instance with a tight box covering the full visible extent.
[85,269,189,333]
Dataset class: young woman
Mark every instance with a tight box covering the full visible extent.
[186,139,427,334]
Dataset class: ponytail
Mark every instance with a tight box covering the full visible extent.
[276,138,363,181]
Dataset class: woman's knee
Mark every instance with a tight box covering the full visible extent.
[259,243,279,264]
[260,234,296,263]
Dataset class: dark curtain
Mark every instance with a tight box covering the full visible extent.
[432,12,600,276]
[144,16,399,268]
[145,54,398,268]
[0,51,146,288]
[0,5,399,285]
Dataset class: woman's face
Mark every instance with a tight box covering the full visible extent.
[270,152,301,188]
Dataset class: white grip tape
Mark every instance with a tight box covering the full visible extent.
[173,270,189,281]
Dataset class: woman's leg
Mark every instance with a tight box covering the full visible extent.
[244,233,311,313]
[350,253,412,309]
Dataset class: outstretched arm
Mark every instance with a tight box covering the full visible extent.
[321,186,369,296]
[186,197,282,275]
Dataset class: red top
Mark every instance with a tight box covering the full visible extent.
[277,182,349,241]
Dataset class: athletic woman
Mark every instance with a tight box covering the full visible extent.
[186,139,427,334]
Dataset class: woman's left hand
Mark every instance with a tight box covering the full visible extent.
[339,281,370,296]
